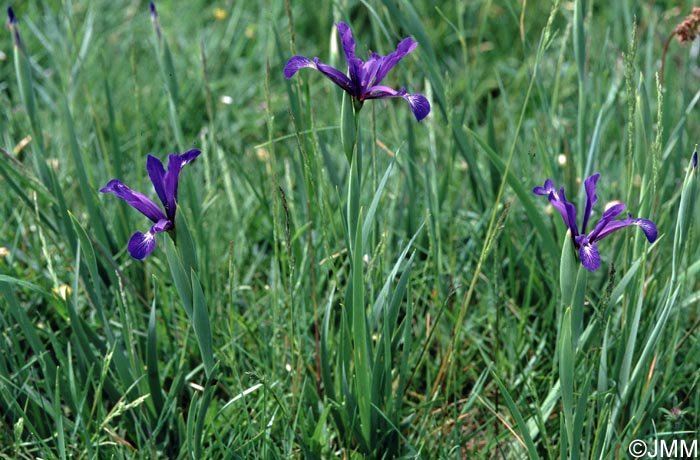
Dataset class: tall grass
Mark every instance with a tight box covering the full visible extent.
[1,1,699,459]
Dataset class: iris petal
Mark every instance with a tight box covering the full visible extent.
[285,21,429,120]
[360,55,382,89]
[373,37,417,85]
[634,218,658,242]
[283,56,316,79]
[128,230,157,260]
[101,150,200,259]
[587,203,627,241]
[578,239,601,271]
[533,179,556,196]
[147,154,167,207]
[315,59,355,94]
[162,149,201,220]
[559,189,579,237]
[362,85,430,121]
[545,190,576,235]
[362,84,405,99]
[178,148,201,165]
[581,173,599,234]
[534,173,657,271]
[336,22,356,63]
[152,218,173,233]
[100,179,167,223]
[594,214,657,243]
[126,218,171,260]
[403,93,431,121]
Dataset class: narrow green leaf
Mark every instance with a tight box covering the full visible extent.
[560,233,577,304]
[163,42,180,107]
[607,259,640,307]
[54,367,66,460]
[341,92,357,164]
[0,158,57,233]
[362,159,395,250]
[193,380,216,460]
[492,371,540,460]
[372,223,423,323]
[69,212,110,338]
[165,236,193,319]
[1,283,49,362]
[351,210,371,447]
[393,281,413,417]
[570,265,588,350]
[0,275,53,299]
[176,210,199,276]
[147,284,165,414]
[320,285,336,403]
[186,391,199,460]
[62,98,109,247]
[559,307,575,454]
[619,282,644,391]
[571,372,592,460]
[346,142,361,256]
[191,270,215,378]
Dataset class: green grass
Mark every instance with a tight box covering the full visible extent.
[1,0,699,458]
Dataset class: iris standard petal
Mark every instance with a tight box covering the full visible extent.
[162,149,201,220]
[564,199,579,237]
[346,56,365,92]
[581,173,600,234]
[128,230,157,260]
[587,203,626,241]
[147,154,167,207]
[533,178,556,196]
[360,54,382,89]
[163,161,180,219]
[152,218,173,233]
[336,21,356,63]
[362,85,406,100]
[373,37,418,85]
[178,148,202,166]
[284,56,316,79]
[576,236,601,271]
[100,179,167,223]
[362,84,406,99]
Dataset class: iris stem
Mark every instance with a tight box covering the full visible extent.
[345,96,362,257]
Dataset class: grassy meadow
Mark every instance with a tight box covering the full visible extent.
[1,0,699,458]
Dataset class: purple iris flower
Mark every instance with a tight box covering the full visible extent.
[7,6,22,48]
[533,173,658,271]
[149,1,161,40]
[284,21,430,121]
[100,149,201,260]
